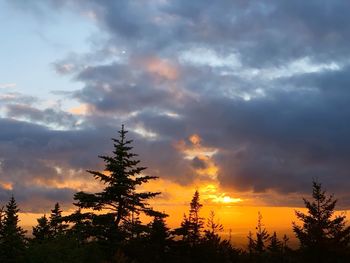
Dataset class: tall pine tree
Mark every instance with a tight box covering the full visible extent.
[293,180,350,261]
[0,196,26,263]
[175,190,204,245]
[74,125,165,241]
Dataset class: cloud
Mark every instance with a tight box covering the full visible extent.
[6,104,78,128]
[5,0,350,209]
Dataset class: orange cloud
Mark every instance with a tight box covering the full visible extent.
[0,181,13,190]
[173,134,241,205]
[144,57,179,80]
[189,134,201,145]
[68,104,90,115]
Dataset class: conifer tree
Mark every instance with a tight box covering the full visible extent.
[206,211,223,235]
[247,212,269,257]
[32,215,51,242]
[174,214,191,242]
[149,216,171,245]
[268,232,282,253]
[247,231,255,256]
[0,196,26,263]
[175,190,204,245]
[49,203,68,237]
[65,208,93,243]
[254,212,269,254]
[204,211,223,243]
[147,215,172,262]
[188,190,204,244]
[293,180,350,260]
[74,125,165,240]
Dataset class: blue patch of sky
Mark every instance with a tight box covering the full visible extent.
[0,1,97,109]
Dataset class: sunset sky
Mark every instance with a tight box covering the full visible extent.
[1,0,350,245]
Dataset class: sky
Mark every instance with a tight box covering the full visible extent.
[1,0,350,245]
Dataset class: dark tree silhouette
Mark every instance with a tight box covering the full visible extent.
[188,190,204,244]
[293,180,350,261]
[204,211,223,242]
[175,190,204,245]
[74,125,165,241]
[49,203,68,238]
[145,216,172,262]
[247,212,270,261]
[268,232,282,253]
[64,208,93,244]
[32,215,51,242]
[254,212,270,254]
[0,196,26,263]
[149,216,171,245]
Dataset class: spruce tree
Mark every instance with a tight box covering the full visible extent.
[149,216,171,245]
[32,215,51,242]
[65,208,93,243]
[174,190,204,246]
[205,211,223,237]
[0,196,26,263]
[174,214,191,242]
[188,190,204,244]
[147,216,171,262]
[254,212,269,254]
[74,125,165,241]
[247,212,269,258]
[268,232,282,253]
[293,180,350,260]
[49,203,68,237]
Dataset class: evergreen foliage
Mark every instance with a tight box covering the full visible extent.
[3,128,350,262]
[49,203,68,237]
[293,180,350,261]
[73,125,165,245]
[32,215,51,242]
[0,196,26,263]
[175,190,204,246]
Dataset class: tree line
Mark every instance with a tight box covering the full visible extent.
[0,125,349,262]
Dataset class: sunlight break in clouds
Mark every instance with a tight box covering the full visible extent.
[175,133,241,205]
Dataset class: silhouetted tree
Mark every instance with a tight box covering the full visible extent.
[247,231,255,256]
[254,212,269,254]
[0,196,26,263]
[189,190,204,243]
[293,180,350,262]
[204,211,224,240]
[175,214,191,243]
[246,212,270,262]
[143,216,172,262]
[64,209,93,244]
[175,190,204,246]
[32,215,51,242]
[49,203,68,238]
[74,125,165,248]
[199,211,239,263]
[268,232,282,253]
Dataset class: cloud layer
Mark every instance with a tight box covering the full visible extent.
[2,0,350,210]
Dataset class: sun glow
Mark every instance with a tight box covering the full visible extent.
[213,195,242,204]
[173,134,242,205]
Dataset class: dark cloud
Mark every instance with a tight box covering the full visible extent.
[6,104,78,128]
[4,0,350,208]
